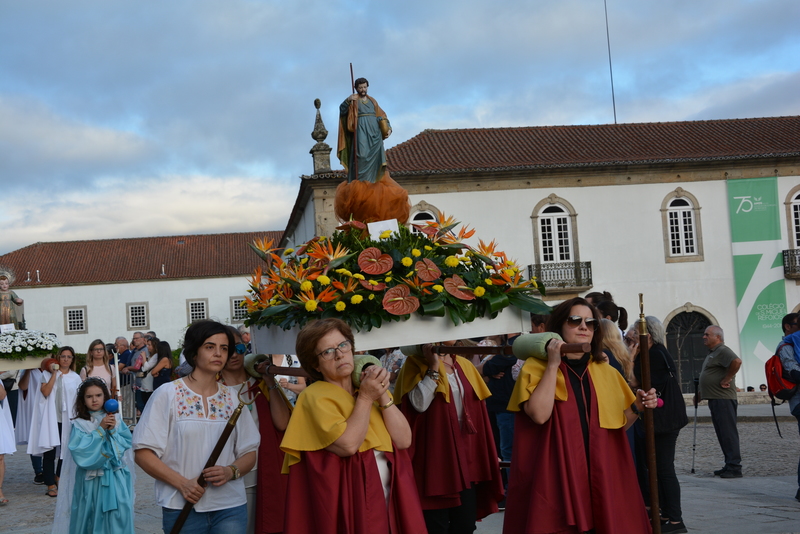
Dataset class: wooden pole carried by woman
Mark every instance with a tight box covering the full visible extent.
[638,294,661,534]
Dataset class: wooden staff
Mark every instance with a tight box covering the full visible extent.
[169,402,247,534]
[638,294,661,534]
[349,62,358,181]
[426,343,591,357]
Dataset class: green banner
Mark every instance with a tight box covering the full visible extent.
[727,177,786,389]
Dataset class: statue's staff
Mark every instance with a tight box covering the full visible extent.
[349,62,358,180]
[638,294,661,534]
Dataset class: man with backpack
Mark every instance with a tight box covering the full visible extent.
[777,313,800,500]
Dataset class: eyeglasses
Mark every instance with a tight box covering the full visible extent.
[565,315,599,331]
[316,340,353,361]
[91,347,106,353]
[234,343,247,355]
[624,336,637,346]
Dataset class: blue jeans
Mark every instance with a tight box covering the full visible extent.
[162,504,247,534]
[495,412,515,463]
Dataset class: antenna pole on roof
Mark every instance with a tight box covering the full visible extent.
[603,0,617,124]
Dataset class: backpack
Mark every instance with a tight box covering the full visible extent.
[765,343,796,401]
[764,343,795,437]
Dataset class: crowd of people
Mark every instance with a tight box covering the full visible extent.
[1,291,797,534]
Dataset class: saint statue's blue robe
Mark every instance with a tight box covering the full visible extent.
[68,411,134,534]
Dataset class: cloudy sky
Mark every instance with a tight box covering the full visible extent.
[1,0,798,255]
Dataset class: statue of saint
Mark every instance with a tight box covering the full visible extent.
[335,77,410,224]
[0,269,23,329]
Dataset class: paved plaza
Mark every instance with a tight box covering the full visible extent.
[2,403,800,533]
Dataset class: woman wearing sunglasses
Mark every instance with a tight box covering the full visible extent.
[280,318,425,534]
[503,297,656,534]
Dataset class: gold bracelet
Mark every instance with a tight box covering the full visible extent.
[379,399,394,410]
[228,464,240,480]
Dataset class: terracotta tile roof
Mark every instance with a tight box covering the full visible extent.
[0,231,282,287]
[381,116,800,175]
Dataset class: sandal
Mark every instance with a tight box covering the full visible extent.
[46,485,58,497]
[0,498,8,505]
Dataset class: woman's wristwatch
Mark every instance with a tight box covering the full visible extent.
[425,369,441,381]
[228,464,241,480]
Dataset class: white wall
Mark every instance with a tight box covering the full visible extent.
[13,276,251,352]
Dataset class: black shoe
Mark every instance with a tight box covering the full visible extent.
[795,488,800,502]
[662,521,688,534]
[720,469,743,478]
[33,473,44,485]
[713,467,727,476]
[497,498,506,511]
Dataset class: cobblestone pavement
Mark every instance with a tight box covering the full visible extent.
[2,420,800,533]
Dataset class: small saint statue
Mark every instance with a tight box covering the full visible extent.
[0,268,23,330]
[334,77,410,224]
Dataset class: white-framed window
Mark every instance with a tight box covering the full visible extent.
[539,205,572,263]
[64,306,87,335]
[187,299,208,324]
[661,188,704,263]
[667,198,696,256]
[230,297,248,323]
[127,302,149,330]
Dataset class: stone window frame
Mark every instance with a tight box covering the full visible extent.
[186,298,209,324]
[230,296,248,324]
[409,200,441,235]
[64,305,88,335]
[127,302,149,331]
[661,187,704,263]
[784,184,800,249]
[531,194,581,265]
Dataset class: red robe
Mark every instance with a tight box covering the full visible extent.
[280,381,426,534]
[398,358,504,519]
[254,390,288,534]
[503,359,652,534]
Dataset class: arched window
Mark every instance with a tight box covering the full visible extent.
[661,188,704,263]
[539,205,572,262]
[409,201,440,235]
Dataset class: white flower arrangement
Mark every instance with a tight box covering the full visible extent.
[0,330,59,360]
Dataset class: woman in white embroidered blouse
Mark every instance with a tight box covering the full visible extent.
[133,320,261,534]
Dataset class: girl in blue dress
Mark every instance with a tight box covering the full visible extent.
[67,378,134,534]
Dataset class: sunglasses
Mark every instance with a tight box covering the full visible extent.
[565,315,599,331]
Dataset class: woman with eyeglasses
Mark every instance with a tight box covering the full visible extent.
[133,320,260,534]
[29,347,82,498]
[503,297,656,534]
[280,318,425,534]
[80,339,117,399]
[393,339,505,534]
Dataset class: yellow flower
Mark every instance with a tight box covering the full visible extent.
[401,257,413,267]
[485,278,493,285]
[445,256,459,268]
[351,295,364,304]
[335,301,346,312]
[503,268,515,277]
[305,299,318,312]
[385,276,392,282]
[411,249,421,257]
[368,279,379,286]
[433,285,444,292]
[336,268,353,277]
[300,257,308,264]
[474,286,486,297]
[424,246,433,251]
[368,294,375,300]
[353,273,365,280]
[317,275,331,286]
[379,230,392,239]
[283,248,294,255]
[300,281,312,292]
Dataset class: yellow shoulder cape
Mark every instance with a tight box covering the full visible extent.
[507,357,634,429]
[280,381,393,473]
[394,354,491,403]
